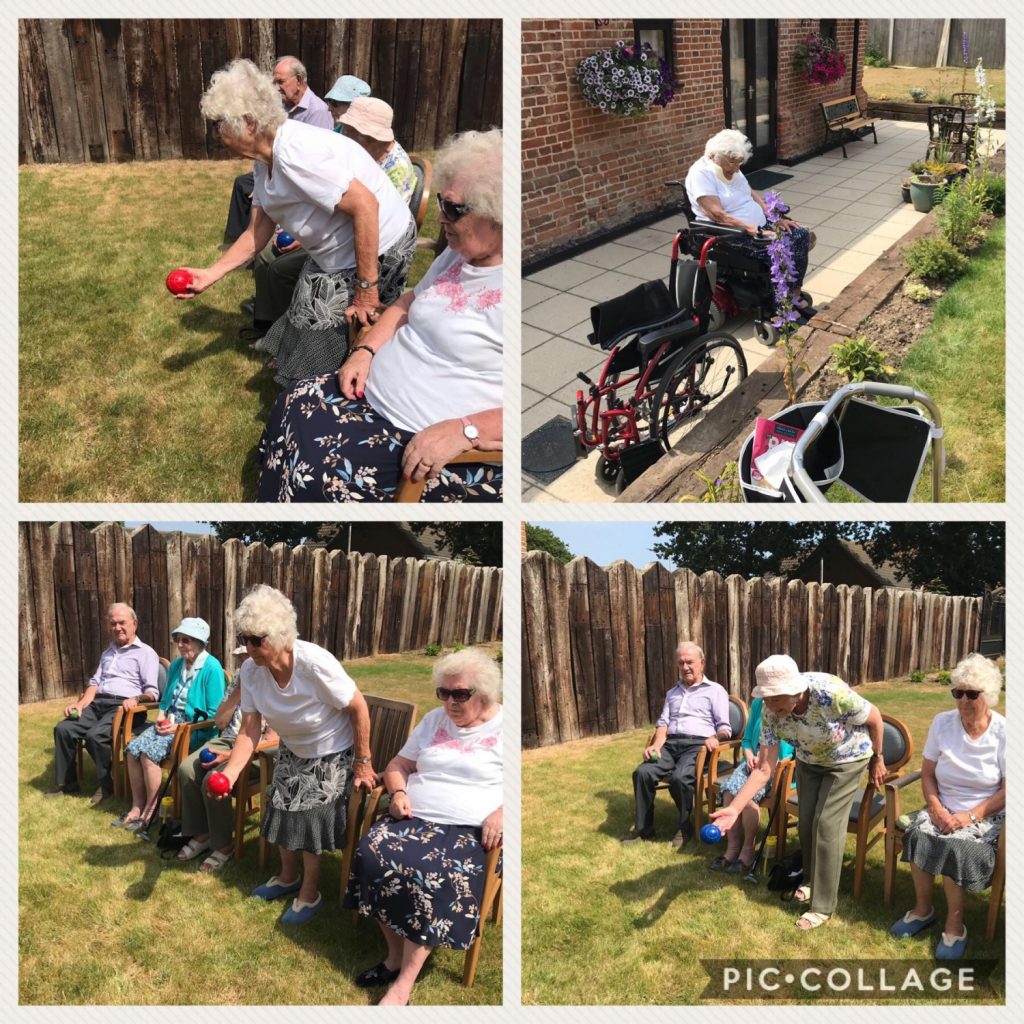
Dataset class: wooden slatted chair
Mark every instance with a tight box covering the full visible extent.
[394,451,504,503]
[101,658,169,799]
[462,843,503,988]
[883,773,1005,942]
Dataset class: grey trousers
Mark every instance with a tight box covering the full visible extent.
[178,736,237,850]
[796,756,870,915]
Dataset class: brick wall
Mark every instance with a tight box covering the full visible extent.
[523,18,867,263]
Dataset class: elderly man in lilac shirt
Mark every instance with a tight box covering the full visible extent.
[49,603,161,806]
[622,641,731,849]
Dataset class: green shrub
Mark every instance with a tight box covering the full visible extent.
[902,280,935,303]
[977,172,1006,217]
[908,160,927,176]
[864,43,891,67]
[902,236,969,284]
[424,642,442,657]
[452,640,465,653]
[830,335,895,383]
[936,177,988,252]
[495,647,503,664]
[936,670,951,685]
[908,86,928,102]
[934,92,950,105]
[910,670,925,683]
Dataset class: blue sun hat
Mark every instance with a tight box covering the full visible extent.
[171,617,210,646]
[325,75,371,103]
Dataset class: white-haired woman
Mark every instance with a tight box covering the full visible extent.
[113,618,226,832]
[178,59,416,390]
[712,654,887,930]
[346,648,503,1005]
[890,654,1005,959]
[685,128,814,317]
[210,585,374,924]
[256,128,503,503]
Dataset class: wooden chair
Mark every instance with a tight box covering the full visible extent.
[462,843,503,988]
[778,712,913,898]
[394,450,504,503]
[926,105,974,164]
[407,151,432,233]
[951,92,977,109]
[883,773,1005,942]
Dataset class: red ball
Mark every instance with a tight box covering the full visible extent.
[206,771,231,796]
[166,268,193,295]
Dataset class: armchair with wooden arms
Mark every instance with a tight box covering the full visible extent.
[691,695,749,835]
[395,450,504,503]
[104,658,169,799]
[883,771,1005,942]
[462,842,503,988]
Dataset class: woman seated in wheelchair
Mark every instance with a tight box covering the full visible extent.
[112,618,226,832]
[346,648,503,1005]
[256,129,503,503]
[685,129,815,320]
[890,653,1005,960]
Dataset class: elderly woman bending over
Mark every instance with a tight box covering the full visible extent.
[180,59,416,390]
[211,585,374,924]
[890,654,1005,959]
[712,654,887,930]
[346,648,503,1005]
[685,129,814,318]
[256,128,503,502]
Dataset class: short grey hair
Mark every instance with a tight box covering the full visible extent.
[234,584,298,650]
[276,55,307,84]
[433,648,502,705]
[200,59,287,139]
[434,128,503,226]
[950,653,1002,708]
[704,128,753,164]
[108,602,137,623]
[677,640,705,660]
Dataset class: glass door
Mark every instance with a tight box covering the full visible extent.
[722,19,777,170]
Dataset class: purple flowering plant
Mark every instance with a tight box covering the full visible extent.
[763,190,808,402]
[576,41,679,117]
[793,34,847,86]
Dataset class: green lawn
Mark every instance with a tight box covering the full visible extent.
[864,65,1005,107]
[19,648,501,1005]
[19,160,438,502]
[523,677,1004,1005]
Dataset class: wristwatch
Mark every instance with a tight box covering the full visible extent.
[461,416,481,448]
[354,755,372,765]
[354,278,378,290]
[969,811,978,823]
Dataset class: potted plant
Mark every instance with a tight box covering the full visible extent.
[902,161,927,203]
[909,173,946,213]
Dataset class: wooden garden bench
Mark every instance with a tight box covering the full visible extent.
[821,95,878,158]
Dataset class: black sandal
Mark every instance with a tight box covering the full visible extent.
[355,962,401,988]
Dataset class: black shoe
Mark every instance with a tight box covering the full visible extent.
[44,785,80,797]
[240,298,256,318]
[355,962,401,988]
[620,833,655,845]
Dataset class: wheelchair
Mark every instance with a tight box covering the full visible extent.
[664,181,814,346]
[571,253,747,492]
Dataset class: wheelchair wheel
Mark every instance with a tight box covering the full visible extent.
[708,298,727,332]
[596,455,621,484]
[754,319,779,346]
[649,332,748,451]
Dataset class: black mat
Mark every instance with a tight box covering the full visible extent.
[745,169,794,190]
[522,415,579,485]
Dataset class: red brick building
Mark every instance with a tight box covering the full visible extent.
[523,18,867,264]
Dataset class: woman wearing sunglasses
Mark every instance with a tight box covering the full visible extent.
[346,648,503,1004]
[179,59,416,390]
[256,128,503,502]
[210,585,374,924]
[890,653,1005,959]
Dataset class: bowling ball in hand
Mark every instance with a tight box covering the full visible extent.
[276,231,294,248]
[700,824,722,844]
[206,772,231,796]
[166,269,193,295]
[199,748,218,766]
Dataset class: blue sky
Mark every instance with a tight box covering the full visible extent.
[125,521,213,535]
[529,522,668,568]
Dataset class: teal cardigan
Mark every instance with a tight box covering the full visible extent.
[160,654,227,753]
[745,698,795,763]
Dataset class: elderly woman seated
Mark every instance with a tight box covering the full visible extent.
[890,654,1005,959]
[685,128,815,319]
[346,648,503,1005]
[256,128,503,502]
[180,59,416,390]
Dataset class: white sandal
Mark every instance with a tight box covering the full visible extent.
[176,837,211,861]
[796,911,830,930]
[199,849,233,873]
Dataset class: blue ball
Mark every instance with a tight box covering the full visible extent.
[277,231,294,248]
[199,748,217,765]
[700,823,722,844]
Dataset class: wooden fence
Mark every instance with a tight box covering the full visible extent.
[865,19,1004,69]
[522,551,982,748]
[19,18,503,164]
[19,523,503,704]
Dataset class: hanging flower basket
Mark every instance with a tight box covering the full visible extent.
[575,41,678,117]
[793,34,847,86]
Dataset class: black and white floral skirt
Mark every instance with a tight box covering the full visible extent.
[256,220,417,390]
[256,375,502,503]
[901,809,1005,891]
[344,816,497,950]
[260,742,353,854]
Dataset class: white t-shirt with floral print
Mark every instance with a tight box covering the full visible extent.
[761,673,873,765]
[398,705,503,826]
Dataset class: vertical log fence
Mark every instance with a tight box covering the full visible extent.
[19,523,502,704]
[523,551,982,749]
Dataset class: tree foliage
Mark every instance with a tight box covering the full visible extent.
[206,522,314,547]
[408,523,502,566]
[525,525,574,564]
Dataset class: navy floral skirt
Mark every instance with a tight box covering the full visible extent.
[344,816,496,949]
[256,373,502,502]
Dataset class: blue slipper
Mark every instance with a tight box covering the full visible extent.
[251,875,302,901]
[890,911,936,938]
[280,893,323,924]
[936,928,967,960]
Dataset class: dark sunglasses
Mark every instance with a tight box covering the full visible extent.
[436,686,477,704]
[436,194,473,221]
[951,689,982,701]
[237,633,267,648]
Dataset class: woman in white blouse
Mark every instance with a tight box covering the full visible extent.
[890,653,1005,960]
[346,648,503,1005]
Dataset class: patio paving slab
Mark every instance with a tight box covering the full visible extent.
[522,291,595,334]
[525,259,604,291]
[523,279,559,310]
[568,268,650,302]
[573,241,647,270]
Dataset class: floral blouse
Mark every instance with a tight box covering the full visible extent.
[761,673,874,765]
